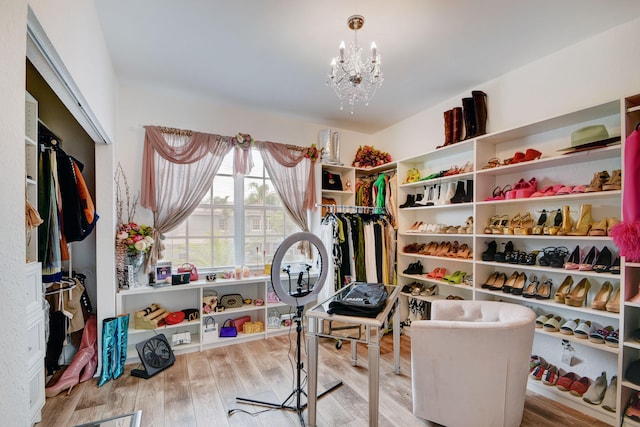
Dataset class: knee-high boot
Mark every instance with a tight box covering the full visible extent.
[98,317,118,387]
[472,90,488,136]
[462,97,476,139]
[45,315,97,397]
[112,314,130,380]
[452,107,463,143]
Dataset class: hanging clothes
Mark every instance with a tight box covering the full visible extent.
[321,210,396,291]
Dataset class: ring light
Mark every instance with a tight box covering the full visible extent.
[270,232,328,307]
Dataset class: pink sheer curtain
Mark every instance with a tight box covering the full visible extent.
[141,126,233,267]
[256,141,317,232]
[140,127,318,268]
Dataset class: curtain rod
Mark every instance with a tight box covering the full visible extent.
[152,125,307,152]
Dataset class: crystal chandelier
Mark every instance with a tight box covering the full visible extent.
[327,15,383,114]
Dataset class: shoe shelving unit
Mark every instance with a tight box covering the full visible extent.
[25,91,46,426]
[395,95,640,426]
[115,276,299,363]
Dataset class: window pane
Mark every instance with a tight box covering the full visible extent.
[163,237,187,263]
[247,153,264,178]
[187,206,212,236]
[188,238,212,266]
[214,207,234,236]
[217,151,234,175]
[245,177,265,206]
[212,176,234,204]
[213,237,234,267]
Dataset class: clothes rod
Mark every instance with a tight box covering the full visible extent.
[316,203,387,214]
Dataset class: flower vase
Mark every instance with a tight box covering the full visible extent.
[126,252,146,288]
[116,243,127,290]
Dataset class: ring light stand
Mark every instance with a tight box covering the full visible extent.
[235,232,342,426]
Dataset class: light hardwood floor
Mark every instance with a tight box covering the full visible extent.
[39,332,611,427]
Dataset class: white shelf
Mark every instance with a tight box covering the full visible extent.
[395,95,629,424]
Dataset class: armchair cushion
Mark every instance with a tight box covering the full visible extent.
[411,300,535,427]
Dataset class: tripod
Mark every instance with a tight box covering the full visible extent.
[235,304,343,426]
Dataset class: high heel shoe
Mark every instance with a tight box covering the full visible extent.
[556,205,574,236]
[605,286,620,313]
[578,246,599,271]
[488,272,508,291]
[502,271,520,293]
[514,212,534,235]
[513,148,542,163]
[482,240,497,261]
[554,276,574,303]
[504,213,521,235]
[532,209,548,235]
[591,281,614,310]
[522,276,540,298]
[45,315,97,397]
[510,272,527,295]
[584,170,610,192]
[565,278,591,307]
[567,204,593,236]
[482,271,500,289]
[564,245,581,269]
[543,209,563,235]
[536,279,553,299]
[602,169,621,191]
[593,246,613,273]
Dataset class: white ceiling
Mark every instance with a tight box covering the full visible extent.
[94,0,640,134]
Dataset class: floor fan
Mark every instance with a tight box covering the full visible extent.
[234,232,342,426]
[131,333,175,379]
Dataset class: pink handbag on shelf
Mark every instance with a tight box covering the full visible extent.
[177,263,199,281]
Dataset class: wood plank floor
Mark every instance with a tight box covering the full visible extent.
[39,332,611,427]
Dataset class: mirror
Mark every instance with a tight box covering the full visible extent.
[270,232,328,307]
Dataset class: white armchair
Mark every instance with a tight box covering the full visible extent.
[410,300,535,427]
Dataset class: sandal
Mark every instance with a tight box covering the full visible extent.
[590,326,614,344]
[602,169,621,191]
[560,318,580,335]
[573,320,593,339]
[542,315,563,332]
[535,314,553,329]
[532,209,548,234]
[482,157,501,169]
[605,329,619,347]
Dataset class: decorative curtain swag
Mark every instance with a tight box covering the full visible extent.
[140,125,319,266]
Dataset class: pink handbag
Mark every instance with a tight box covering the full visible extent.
[177,263,199,281]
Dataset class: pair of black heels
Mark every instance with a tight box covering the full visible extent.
[403,260,424,275]
[564,245,620,273]
[538,246,570,268]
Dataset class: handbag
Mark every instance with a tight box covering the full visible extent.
[219,319,238,337]
[220,293,243,309]
[322,170,343,191]
[177,263,199,281]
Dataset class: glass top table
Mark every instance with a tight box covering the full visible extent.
[305,283,401,427]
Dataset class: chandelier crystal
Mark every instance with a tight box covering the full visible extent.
[327,15,383,114]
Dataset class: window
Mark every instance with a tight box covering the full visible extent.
[162,149,300,269]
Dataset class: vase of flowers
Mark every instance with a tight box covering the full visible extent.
[116,222,154,288]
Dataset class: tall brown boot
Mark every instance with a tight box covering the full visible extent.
[568,204,593,236]
[438,109,454,148]
[462,97,476,139]
[452,107,463,142]
[472,90,487,136]
[556,205,573,236]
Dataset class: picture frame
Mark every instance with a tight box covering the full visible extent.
[154,261,172,282]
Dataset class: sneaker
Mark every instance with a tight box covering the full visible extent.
[602,376,617,412]
[625,392,640,422]
[583,371,607,404]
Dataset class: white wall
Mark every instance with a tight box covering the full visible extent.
[373,16,640,160]
[0,1,31,424]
